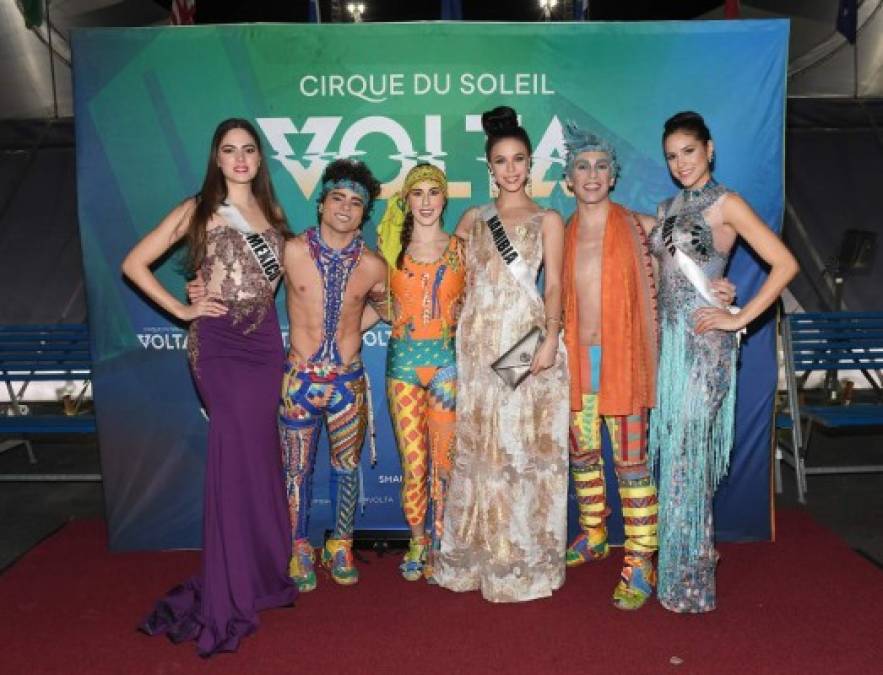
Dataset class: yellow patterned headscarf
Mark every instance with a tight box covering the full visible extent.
[377,164,448,269]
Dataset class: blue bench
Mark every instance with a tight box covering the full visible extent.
[777,312,883,503]
[0,324,99,481]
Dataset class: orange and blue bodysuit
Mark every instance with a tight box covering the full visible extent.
[386,236,465,572]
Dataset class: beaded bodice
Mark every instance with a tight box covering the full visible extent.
[649,182,730,320]
[202,226,283,306]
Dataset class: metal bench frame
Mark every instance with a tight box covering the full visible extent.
[0,324,100,482]
[776,312,883,503]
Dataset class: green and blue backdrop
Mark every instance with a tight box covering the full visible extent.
[72,21,788,550]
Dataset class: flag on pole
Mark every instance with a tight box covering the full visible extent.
[574,0,589,21]
[441,0,462,20]
[309,0,322,23]
[724,0,741,19]
[837,0,857,43]
[170,0,196,26]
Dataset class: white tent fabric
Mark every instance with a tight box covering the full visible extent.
[703,0,883,97]
[1,0,167,121]
[3,0,883,122]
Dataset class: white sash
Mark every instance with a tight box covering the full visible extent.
[665,193,739,316]
[480,203,542,305]
[217,202,281,283]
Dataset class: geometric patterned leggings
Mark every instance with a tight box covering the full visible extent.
[279,356,367,550]
[387,366,456,552]
[569,345,658,559]
[386,337,457,554]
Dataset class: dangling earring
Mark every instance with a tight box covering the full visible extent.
[489,171,499,199]
[525,175,533,198]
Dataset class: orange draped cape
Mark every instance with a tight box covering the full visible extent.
[562,202,658,415]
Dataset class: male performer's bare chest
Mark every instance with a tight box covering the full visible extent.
[284,235,374,364]
[574,221,605,346]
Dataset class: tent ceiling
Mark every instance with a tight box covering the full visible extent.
[1,0,882,121]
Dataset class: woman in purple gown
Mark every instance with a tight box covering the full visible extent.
[122,118,296,656]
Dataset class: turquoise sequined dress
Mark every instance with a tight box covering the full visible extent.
[648,181,738,613]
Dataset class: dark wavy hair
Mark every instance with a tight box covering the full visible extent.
[316,158,382,228]
[481,106,533,160]
[185,118,289,275]
[663,111,712,145]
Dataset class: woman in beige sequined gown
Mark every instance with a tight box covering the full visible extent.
[434,107,569,602]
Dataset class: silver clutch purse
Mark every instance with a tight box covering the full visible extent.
[490,327,544,390]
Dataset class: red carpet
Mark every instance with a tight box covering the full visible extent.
[1,509,881,674]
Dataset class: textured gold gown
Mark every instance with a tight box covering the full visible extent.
[434,205,569,602]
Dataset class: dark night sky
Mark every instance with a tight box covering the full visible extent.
[187,1,724,24]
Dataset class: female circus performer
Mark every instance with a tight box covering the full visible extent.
[433,106,570,602]
[123,118,296,655]
[649,111,798,613]
[375,164,465,582]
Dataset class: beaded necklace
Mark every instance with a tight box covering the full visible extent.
[683,177,718,201]
[306,227,364,364]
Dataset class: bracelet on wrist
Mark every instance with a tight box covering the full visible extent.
[545,317,562,332]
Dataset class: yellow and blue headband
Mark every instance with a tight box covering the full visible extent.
[400,164,448,201]
[319,178,371,205]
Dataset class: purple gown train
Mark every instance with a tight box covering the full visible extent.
[139,218,295,656]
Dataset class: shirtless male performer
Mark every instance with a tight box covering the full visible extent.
[560,123,734,610]
[278,158,387,591]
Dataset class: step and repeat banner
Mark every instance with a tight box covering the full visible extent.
[73,21,788,550]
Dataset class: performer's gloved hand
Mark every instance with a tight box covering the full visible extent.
[710,277,737,306]
[530,335,559,374]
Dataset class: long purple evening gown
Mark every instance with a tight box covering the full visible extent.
[140,217,296,656]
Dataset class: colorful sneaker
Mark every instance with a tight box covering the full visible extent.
[565,530,610,567]
[612,556,655,610]
[289,538,316,592]
[400,536,430,582]
[322,537,359,586]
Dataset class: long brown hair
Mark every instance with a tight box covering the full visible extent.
[184,118,290,275]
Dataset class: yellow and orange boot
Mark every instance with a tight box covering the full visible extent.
[289,538,317,592]
[612,475,658,610]
[612,555,656,610]
[566,464,609,567]
[321,537,359,585]
[400,534,430,582]
[566,526,610,566]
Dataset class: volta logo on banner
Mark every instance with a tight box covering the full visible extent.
[256,115,570,200]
